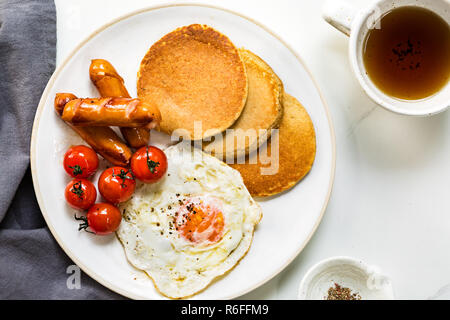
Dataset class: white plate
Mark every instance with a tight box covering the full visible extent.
[30,4,335,299]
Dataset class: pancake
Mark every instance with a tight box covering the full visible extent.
[137,24,248,140]
[203,49,283,160]
[229,94,316,197]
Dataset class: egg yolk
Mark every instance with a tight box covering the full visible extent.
[176,197,224,244]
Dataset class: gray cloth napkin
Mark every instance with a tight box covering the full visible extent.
[0,0,122,299]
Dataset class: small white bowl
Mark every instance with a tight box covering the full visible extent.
[298,256,394,300]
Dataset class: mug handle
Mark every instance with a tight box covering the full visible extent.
[322,0,357,36]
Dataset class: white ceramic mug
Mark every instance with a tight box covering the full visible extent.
[323,0,450,116]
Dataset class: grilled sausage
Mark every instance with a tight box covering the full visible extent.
[90,59,151,148]
[54,93,77,115]
[54,93,132,166]
[61,97,161,128]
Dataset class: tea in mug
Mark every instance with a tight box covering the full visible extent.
[363,6,450,100]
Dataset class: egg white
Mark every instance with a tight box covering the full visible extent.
[117,142,262,298]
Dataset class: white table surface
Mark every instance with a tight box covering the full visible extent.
[55,0,450,300]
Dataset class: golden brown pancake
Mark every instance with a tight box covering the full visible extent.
[137,24,248,140]
[230,94,316,197]
[203,49,283,160]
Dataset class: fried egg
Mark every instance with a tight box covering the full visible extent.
[117,143,262,298]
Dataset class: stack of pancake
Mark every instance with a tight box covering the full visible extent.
[137,24,316,197]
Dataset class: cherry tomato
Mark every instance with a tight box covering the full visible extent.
[75,203,121,235]
[98,167,135,204]
[131,146,167,183]
[65,179,97,210]
[63,145,99,178]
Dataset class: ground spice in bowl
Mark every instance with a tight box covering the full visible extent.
[326,283,361,300]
